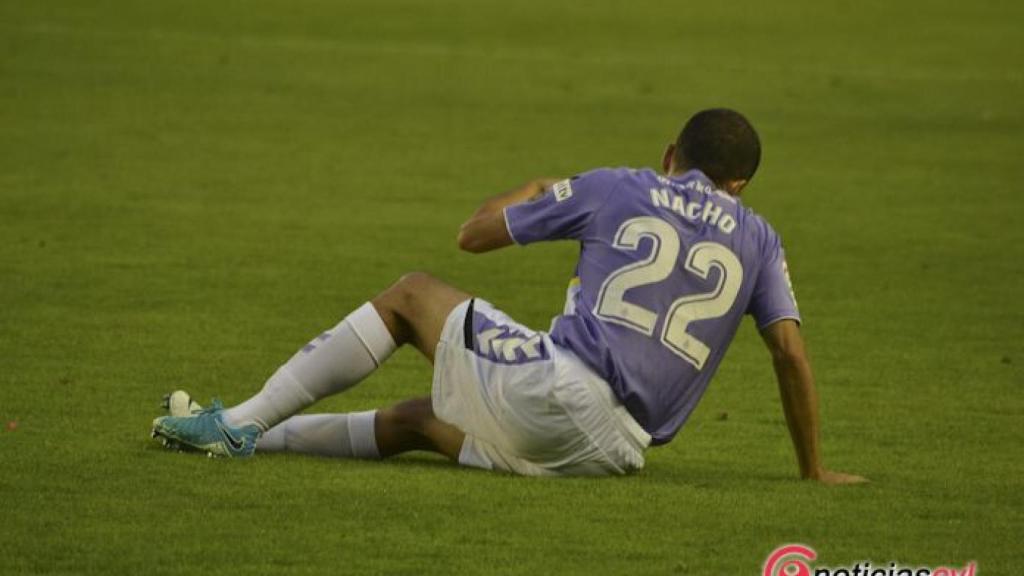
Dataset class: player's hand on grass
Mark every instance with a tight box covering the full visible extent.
[808,469,869,485]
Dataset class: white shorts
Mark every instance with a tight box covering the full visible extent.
[431,298,651,476]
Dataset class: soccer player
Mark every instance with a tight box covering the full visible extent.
[152,109,865,483]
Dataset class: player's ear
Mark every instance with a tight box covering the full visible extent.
[724,179,748,197]
[662,144,676,174]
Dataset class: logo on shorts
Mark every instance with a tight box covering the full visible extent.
[477,329,544,362]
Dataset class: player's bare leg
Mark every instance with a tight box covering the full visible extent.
[374,397,464,460]
[367,272,469,458]
[369,271,470,362]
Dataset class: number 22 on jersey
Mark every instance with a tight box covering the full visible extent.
[594,216,743,370]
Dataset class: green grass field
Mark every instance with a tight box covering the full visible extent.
[2,1,1022,574]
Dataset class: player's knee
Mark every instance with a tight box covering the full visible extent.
[374,272,432,325]
[385,272,435,315]
[396,271,436,294]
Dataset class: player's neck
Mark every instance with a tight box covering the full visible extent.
[667,167,707,181]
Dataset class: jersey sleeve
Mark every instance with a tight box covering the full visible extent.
[747,227,802,329]
[503,169,618,244]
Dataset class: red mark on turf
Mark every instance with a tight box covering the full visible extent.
[5,420,17,431]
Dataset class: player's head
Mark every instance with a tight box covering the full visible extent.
[663,108,761,197]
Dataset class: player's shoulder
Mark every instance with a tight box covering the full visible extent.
[573,166,661,185]
[734,200,784,253]
[559,167,648,206]
[736,201,774,231]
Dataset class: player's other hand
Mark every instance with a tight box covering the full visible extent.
[808,469,869,485]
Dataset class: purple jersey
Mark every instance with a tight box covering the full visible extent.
[504,168,800,444]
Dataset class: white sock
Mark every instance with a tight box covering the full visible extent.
[223,303,396,430]
[255,411,380,458]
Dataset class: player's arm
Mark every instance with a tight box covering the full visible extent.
[760,319,867,485]
[457,178,559,253]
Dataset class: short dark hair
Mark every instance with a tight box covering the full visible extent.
[673,108,761,185]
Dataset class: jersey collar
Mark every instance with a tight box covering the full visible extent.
[669,169,717,189]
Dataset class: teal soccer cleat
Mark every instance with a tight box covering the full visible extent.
[151,399,261,458]
[155,391,205,453]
